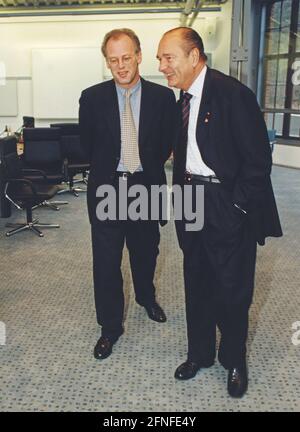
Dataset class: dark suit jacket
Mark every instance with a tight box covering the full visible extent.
[79,77,177,225]
[173,67,283,246]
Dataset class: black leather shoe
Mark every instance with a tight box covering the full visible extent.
[227,365,248,398]
[175,359,215,380]
[94,336,116,360]
[144,302,167,323]
[175,361,201,380]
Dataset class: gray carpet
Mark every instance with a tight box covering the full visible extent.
[0,166,299,412]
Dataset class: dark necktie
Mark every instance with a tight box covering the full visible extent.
[181,92,193,144]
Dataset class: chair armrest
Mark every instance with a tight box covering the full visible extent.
[22,168,48,181]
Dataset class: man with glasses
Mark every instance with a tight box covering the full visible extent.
[79,29,176,360]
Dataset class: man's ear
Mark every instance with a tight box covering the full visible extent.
[191,47,200,67]
[137,50,142,65]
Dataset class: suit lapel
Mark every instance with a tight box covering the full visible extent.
[139,78,156,149]
[103,80,121,153]
[196,67,212,153]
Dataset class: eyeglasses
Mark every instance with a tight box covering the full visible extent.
[107,55,135,68]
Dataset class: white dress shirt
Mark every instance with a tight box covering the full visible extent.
[185,65,216,177]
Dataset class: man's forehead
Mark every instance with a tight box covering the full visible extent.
[163,31,184,42]
[107,35,134,49]
[158,35,184,52]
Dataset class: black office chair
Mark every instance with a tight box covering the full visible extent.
[23,116,35,128]
[22,127,68,210]
[0,135,60,237]
[50,123,90,197]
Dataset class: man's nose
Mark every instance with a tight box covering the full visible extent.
[159,59,167,73]
[118,59,125,69]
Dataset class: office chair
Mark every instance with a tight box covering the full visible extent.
[0,135,60,237]
[23,116,35,128]
[22,127,68,210]
[50,123,90,197]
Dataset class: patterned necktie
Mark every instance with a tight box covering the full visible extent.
[121,89,141,174]
[181,92,193,144]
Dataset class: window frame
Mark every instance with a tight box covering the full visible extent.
[260,0,300,142]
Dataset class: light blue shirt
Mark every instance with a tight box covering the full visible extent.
[115,79,143,172]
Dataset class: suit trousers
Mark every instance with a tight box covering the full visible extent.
[175,179,257,368]
[91,175,160,340]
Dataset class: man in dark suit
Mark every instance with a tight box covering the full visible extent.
[79,29,176,360]
[157,27,282,397]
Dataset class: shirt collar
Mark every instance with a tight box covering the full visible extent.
[115,78,141,96]
[187,65,207,98]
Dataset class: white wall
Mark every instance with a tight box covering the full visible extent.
[0,3,233,132]
[273,145,300,169]
[3,4,298,168]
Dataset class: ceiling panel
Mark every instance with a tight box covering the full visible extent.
[0,0,226,18]
[1,0,179,8]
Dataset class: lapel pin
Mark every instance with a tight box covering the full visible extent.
[204,112,211,123]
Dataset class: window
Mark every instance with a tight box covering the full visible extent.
[261,0,300,141]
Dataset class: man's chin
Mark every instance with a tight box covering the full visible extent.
[116,78,131,85]
[167,79,178,89]
[114,75,138,87]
